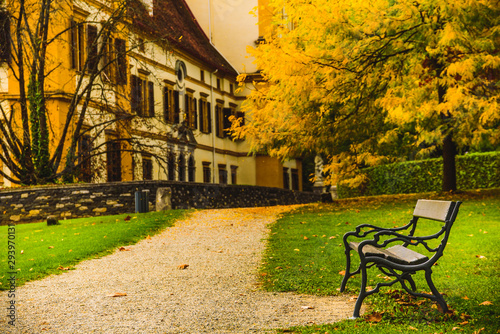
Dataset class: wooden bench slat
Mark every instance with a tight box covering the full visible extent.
[349,242,428,265]
[413,200,453,221]
[386,245,428,265]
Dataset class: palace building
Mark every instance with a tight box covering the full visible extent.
[0,0,303,190]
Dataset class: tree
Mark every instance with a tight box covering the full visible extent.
[0,0,175,185]
[234,0,500,191]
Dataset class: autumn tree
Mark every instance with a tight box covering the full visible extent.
[235,0,500,191]
[0,0,174,185]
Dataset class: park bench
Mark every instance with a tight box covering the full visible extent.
[339,199,462,318]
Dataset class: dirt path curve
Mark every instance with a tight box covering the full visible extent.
[2,206,358,333]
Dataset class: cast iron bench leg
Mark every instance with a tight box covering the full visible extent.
[340,246,352,292]
[425,268,448,313]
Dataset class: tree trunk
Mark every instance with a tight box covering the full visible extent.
[442,133,457,192]
[437,69,457,193]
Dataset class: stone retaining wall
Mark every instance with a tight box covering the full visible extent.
[0,181,321,225]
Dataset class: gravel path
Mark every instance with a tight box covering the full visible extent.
[1,206,359,333]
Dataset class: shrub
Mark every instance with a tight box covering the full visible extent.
[338,152,500,198]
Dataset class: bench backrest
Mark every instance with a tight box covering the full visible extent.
[413,199,456,222]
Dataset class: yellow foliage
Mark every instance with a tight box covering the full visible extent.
[232,0,500,187]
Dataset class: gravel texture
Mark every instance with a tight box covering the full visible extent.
[1,206,360,333]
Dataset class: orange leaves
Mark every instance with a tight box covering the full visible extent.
[108,292,127,297]
[177,264,189,270]
[479,301,493,306]
[364,311,383,322]
[119,247,131,251]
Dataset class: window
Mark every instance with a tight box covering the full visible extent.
[137,37,145,53]
[198,95,211,133]
[78,133,92,183]
[148,81,155,117]
[142,154,153,180]
[283,167,290,190]
[291,168,299,190]
[188,156,195,182]
[230,165,238,185]
[114,38,127,85]
[215,103,224,138]
[163,86,180,123]
[0,9,11,63]
[218,164,227,184]
[229,83,234,95]
[131,75,154,117]
[203,162,211,183]
[168,153,175,181]
[216,78,221,90]
[70,19,85,71]
[216,105,233,138]
[185,93,197,129]
[106,139,122,182]
[86,24,98,73]
[178,154,186,182]
[200,70,205,82]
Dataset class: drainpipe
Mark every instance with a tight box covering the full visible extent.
[210,68,218,183]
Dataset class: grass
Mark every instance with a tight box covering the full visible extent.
[0,210,187,290]
[261,189,500,333]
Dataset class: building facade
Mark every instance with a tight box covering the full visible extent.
[0,0,302,190]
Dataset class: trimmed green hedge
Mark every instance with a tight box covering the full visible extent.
[338,151,500,198]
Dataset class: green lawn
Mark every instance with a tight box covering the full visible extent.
[262,190,500,333]
[0,210,187,289]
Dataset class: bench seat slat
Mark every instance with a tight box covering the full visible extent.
[349,242,428,265]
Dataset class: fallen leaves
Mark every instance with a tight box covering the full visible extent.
[365,311,383,323]
[57,266,70,270]
[124,215,131,221]
[108,292,127,297]
[119,247,131,251]
[479,301,492,306]
[301,305,315,310]
[339,270,346,276]
[177,264,189,270]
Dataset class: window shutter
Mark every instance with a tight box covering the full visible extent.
[193,98,198,130]
[86,25,98,73]
[207,102,211,133]
[131,75,140,114]
[0,10,10,63]
[223,108,232,137]
[215,106,220,137]
[163,87,169,122]
[174,90,180,123]
[236,111,245,126]
[70,19,77,69]
[148,81,155,117]
[114,39,127,85]
[198,99,204,131]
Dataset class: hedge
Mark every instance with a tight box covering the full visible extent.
[338,151,500,198]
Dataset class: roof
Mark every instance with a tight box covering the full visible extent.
[129,0,238,77]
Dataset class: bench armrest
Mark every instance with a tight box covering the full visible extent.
[344,222,414,240]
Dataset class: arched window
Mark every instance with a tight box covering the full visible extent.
[168,153,175,181]
[188,156,195,182]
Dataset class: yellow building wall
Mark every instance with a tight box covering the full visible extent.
[255,155,283,188]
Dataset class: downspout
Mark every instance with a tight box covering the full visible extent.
[210,68,218,183]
